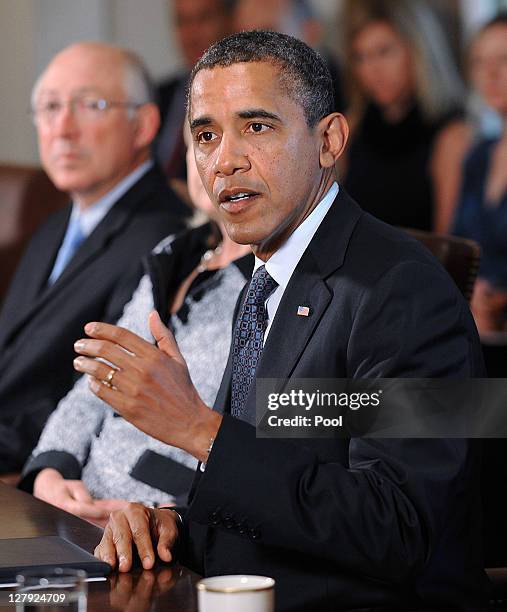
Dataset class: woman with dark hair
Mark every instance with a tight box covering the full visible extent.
[453,14,507,338]
[341,0,469,232]
[457,15,507,569]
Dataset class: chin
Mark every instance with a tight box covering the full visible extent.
[48,171,89,194]
[223,222,264,247]
[485,97,507,111]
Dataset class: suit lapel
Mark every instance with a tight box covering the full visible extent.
[257,258,332,381]
[213,189,363,419]
[212,282,249,414]
[50,168,160,291]
[246,189,363,420]
[3,168,159,342]
[27,208,71,301]
[0,207,70,347]
[213,342,234,414]
[48,197,131,290]
[239,254,333,425]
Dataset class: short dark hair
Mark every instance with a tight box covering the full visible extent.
[187,30,334,127]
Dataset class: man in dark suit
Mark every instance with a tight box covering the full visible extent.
[0,42,188,473]
[81,32,486,610]
[156,0,232,179]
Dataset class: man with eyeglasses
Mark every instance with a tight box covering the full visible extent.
[0,42,188,474]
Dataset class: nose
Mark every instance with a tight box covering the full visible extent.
[52,101,80,136]
[357,56,382,87]
[213,134,250,176]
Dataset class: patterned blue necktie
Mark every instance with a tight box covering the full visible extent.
[48,215,85,285]
[231,265,278,420]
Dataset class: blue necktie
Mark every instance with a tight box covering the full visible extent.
[231,265,278,420]
[48,215,85,285]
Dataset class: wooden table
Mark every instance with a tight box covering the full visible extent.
[0,483,199,611]
[3,483,506,609]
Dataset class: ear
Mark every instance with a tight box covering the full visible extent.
[132,103,161,150]
[317,112,349,169]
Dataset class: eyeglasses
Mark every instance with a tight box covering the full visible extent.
[31,95,144,126]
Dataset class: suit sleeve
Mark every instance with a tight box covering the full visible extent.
[184,261,482,583]
[18,371,106,491]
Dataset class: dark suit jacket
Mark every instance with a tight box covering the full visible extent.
[178,190,488,611]
[0,165,188,472]
[155,73,188,180]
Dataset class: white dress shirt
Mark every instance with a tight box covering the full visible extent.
[201,183,339,470]
[48,161,153,284]
[253,181,339,342]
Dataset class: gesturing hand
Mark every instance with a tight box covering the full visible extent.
[73,311,222,461]
[94,503,180,572]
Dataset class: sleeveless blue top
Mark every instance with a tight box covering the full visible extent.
[453,138,507,289]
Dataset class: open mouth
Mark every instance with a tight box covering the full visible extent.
[225,192,255,202]
[220,190,260,202]
[219,189,261,212]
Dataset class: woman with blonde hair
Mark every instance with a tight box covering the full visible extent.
[341,0,469,232]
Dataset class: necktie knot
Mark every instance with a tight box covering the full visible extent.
[244,265,278,327]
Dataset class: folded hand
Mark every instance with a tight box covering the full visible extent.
[94,503,180,572]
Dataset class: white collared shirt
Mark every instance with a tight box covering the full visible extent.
[70,159,153,237]
[253,181,339,342]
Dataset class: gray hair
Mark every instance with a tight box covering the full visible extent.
[187,30,334,127]
[342,0,465,122]
[31,43,155,113]
[122,49,155,105]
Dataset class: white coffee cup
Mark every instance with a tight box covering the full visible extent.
[197,574,275,612]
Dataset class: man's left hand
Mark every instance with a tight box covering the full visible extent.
[73,311,222,461]
[95,503,180,572]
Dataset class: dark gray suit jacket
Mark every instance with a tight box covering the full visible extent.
[0,165,188,472]
[178,190,488,611]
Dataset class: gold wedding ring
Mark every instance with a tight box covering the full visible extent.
[103,368,116,388]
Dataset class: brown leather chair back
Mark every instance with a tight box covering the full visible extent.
[0,164,68,304]
[402,228,481,302]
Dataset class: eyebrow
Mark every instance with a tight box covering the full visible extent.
[190,108,282,131]
[237,109,282,122]
[190,116,213,130]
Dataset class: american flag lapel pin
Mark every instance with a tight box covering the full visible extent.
[297,305,310,317]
